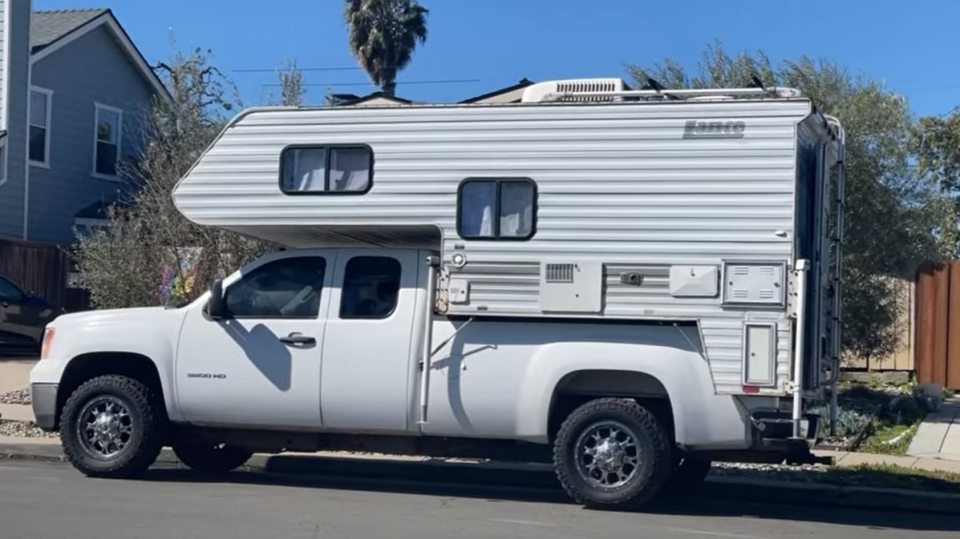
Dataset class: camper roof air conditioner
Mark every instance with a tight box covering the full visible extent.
[521,78,628,103]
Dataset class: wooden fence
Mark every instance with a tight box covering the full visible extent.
[916,261,960,390]
[0,238,87,311]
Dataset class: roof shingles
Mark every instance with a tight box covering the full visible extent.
[30,8,108,52]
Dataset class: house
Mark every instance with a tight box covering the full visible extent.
[459,78,533,104]
[327,79,535,107]
[329,91,415,107]
[0,2,168,245]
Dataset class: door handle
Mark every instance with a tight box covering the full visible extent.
[279,332,316,346]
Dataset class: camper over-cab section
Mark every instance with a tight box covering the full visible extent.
[173,79,845,398]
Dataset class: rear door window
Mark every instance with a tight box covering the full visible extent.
[339,256,402,319]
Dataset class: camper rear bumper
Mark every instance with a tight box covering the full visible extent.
[751,410,831,464]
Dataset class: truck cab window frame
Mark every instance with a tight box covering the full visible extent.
[457,177,537,240]
[339,256,402,319]
[279,145,373,195]
[222,256,327,319]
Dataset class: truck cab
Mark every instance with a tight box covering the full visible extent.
[176,248,424,433]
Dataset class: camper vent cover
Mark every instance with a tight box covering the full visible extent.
[722,261,787,307]
[545,263,575,283]
[521,78,627,103]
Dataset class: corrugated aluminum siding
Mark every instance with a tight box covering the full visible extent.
[174,99,814,394]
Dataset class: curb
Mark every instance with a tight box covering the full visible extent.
[3,440,960,514]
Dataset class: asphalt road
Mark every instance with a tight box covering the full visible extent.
[1,459,959,539]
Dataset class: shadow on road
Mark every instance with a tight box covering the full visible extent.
[135,455,960,533]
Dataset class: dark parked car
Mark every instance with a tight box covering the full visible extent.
[0,274,59,353]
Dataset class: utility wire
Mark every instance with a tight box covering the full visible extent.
[234,66,363,73]
[260,78,480,88]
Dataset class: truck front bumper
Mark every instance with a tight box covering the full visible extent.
[30,383,58,431]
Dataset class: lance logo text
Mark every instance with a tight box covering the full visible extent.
[682,120,746,139]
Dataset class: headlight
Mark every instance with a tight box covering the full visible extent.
[40,328,56,360]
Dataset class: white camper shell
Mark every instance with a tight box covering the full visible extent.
[174,80,845,401]
[31,79,845,509]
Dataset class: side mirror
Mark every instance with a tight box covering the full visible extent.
[207,279,227,320]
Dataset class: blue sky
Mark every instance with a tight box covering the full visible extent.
[37,0,960,116]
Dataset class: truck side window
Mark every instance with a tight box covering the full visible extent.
[280,146,372,194]
[224,257,326,318]
[457,178,536,240]
[339,256,401,319]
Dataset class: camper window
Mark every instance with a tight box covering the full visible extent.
[280,146,372,194]
[457,178,536,240]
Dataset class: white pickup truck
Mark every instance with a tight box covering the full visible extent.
[30,246,824,509]
[30,82,842,509]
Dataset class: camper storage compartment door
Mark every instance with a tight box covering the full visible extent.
[742,322,777,387]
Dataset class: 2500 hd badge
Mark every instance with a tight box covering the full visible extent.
[186,372,227,380]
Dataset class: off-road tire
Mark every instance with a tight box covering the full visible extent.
[554,398,671,509]
[60,375,165,478]
[172,441,252,474]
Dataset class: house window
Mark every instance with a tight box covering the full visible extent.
[93,103,123,177]
[457,178,537,240]
[29,87,53,166]
[280,146,372,194]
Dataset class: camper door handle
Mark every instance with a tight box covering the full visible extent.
[279,332,316,346]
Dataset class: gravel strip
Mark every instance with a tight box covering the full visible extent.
[0,420,57,439]
[0,388,31,405]
[712,462,829,483]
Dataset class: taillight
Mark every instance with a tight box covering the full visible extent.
[40,328,56,360]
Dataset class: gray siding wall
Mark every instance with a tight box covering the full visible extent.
[0,0,7,127]
[0,0,30,239]
[28,25,155,244]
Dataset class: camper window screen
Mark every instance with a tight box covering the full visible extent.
[458,178,536,240]
[280,146,372,193]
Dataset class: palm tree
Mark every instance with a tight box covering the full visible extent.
[344,0,428,97]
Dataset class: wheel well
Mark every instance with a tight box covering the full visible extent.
[548,370,674,441]
[55,352,165,429]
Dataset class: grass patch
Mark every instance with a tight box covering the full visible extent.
[858,422,919,455]
[820,464,960,494]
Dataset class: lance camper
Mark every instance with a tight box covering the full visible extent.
[30,79,845,508]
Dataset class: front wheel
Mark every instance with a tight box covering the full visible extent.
[553,398,671,509]
[172,441,252,474]
[60,375,166,478]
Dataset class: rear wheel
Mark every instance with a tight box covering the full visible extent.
[60,375,165,478]
[172,441,252,474]
[553,398,671,509]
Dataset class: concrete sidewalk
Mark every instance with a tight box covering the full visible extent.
[0,358,36,424]
[0,358,35,394]
[908,397,960,462]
